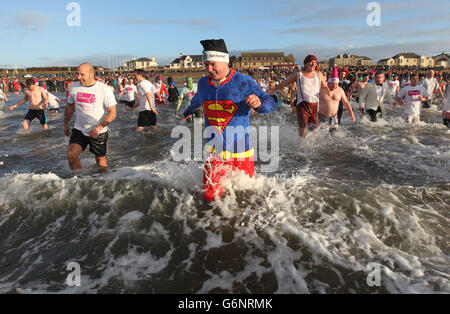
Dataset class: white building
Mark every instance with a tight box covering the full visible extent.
[123,57,158,71]
[434,53,449,68]
[170,53,204,69]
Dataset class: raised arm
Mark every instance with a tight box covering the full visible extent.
[183,92,202,119]
[317,70,331,95]
[272,73,298,92]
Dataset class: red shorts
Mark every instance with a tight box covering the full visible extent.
[297,101,319,129]
[203,154,255,202]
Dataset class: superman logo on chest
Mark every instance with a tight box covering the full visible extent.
[202,100,238,133]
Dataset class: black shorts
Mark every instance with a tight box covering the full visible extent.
[69,128,109,157]
[24,109,47,125]
[124,100,135,108]
[138,110,157,127]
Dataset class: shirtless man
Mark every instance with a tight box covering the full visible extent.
[9,79,49,130]
[319,67,356,128]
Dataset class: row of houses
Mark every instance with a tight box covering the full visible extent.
[121,52,297,71]
[168,52,297,70]
[231,52,296,70]
[120,52,450,71]
[324,52,449,68]
[377,52,449,68]
[328,54,374,67]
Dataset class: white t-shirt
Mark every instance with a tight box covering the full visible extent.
[0,92,4,100]
[124,84,138,102]
[46,92,59,109]
[388,80,400,95]
[68,81,117,136]
[401,80,411,88]
[297,72,321,104]
[398,85,429,116]
[137,80,156,112]
[422,77,438,99]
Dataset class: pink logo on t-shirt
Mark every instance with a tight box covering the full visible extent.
[77,93,96,104]
[126,87,133,92]
[76,92,96,113]
[407,89,421,101]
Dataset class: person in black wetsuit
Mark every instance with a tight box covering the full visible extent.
[168,81,179,105]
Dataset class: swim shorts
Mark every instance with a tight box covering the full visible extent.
[124,100,135,108]
[24,109,47,125]
[318,113,338,126]
[297,101,318,129]
[69,128,108,158]
[138,110,157,127]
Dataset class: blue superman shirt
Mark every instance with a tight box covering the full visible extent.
[184,70,276,154]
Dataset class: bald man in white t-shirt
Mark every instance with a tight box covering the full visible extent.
[64,63,117,172]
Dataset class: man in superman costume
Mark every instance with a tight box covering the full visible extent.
[184,39,276,202]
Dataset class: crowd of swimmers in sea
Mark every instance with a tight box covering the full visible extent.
[1,64,449,132]
[0,40,449,202]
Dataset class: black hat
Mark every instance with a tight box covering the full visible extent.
[201,39,230,63]
[200,39,228,54]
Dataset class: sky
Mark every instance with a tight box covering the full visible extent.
[0,0,449,68]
